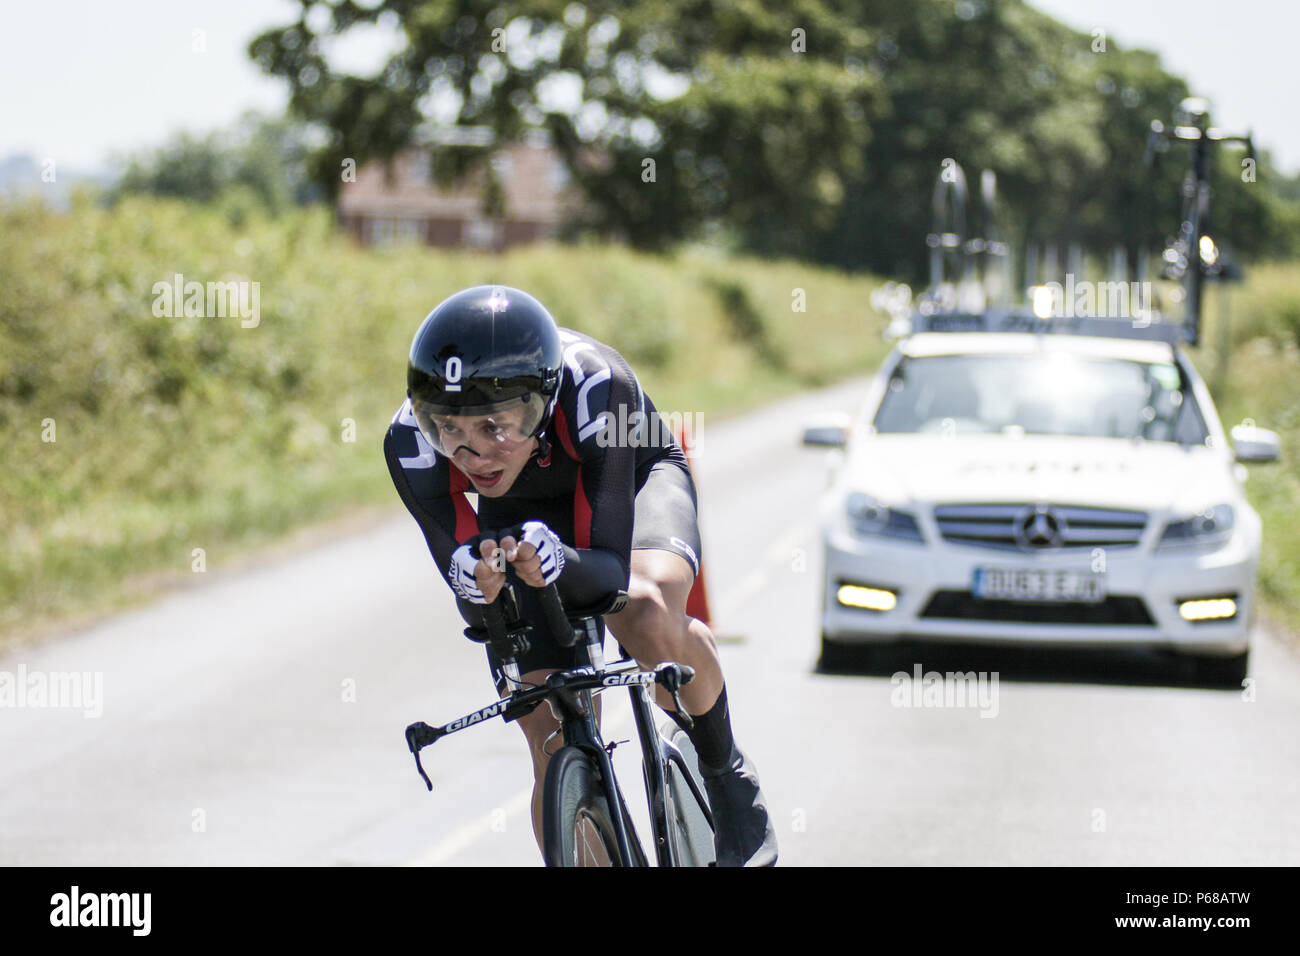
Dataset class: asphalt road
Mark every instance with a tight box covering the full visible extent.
[3,378,1298,865]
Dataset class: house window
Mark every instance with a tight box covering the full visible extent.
[365,218,425,246]
[463,218,502,249]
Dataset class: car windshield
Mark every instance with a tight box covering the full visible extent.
[872,353,1209,443]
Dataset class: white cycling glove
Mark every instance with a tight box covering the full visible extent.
[518,520,566,586]
[448,524,566,601]
[448,543,489,604]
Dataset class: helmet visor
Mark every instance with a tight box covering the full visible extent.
[411,393,547,461]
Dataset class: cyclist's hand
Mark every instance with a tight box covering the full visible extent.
[499,535,542,587]
[448,540,505,604]
[473,537,508,604]
[502,520,566,588]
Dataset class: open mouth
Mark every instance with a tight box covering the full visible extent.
[469,469,505,488]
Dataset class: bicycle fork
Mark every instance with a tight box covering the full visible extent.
[551,681,647,867]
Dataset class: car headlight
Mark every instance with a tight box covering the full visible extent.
[1157,504,1234,550]
[845,492,924,543]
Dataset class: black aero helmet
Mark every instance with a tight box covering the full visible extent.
[407,285,563,455]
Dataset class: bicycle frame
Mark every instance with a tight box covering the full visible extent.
[539,625,714,866]
[404,584,713,866]
[630,675,717,866]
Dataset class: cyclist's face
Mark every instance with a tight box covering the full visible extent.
[431,408,537,496]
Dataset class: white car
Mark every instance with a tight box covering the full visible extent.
[806,312,1280,684]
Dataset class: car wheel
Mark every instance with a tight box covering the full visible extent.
[1191,649,1250,688]
[818,635,855,672]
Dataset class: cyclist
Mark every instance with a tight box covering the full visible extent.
[384,284,777,866]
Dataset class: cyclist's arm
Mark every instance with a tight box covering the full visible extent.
[384,403,488,625]
[549,343,641,608]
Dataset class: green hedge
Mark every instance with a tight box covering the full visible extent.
[0,196,891,637]
[3,194,1295,640]
[1192,265,1300,627]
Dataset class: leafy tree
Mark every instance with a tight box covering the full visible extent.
[803,0,1296,280]
[249,0,884,249]
[247,0,1299,275]
[111,111,322,210]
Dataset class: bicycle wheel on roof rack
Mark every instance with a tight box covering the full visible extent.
[542,746,625,867]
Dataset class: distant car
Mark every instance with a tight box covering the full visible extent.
[805,311,1280,684]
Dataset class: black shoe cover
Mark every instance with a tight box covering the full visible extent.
[701,744,778,867]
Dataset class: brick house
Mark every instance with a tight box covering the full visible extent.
[336,128,581,250]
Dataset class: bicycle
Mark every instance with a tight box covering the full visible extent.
[1145,96,1253,347]
[404,576,716,866]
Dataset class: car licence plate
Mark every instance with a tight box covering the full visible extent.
[973,567,1105,603]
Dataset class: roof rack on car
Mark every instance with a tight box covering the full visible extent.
[902,308,1188,345]
[873,157,1195,347]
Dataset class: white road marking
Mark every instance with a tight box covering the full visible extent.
[405,787,534,867]
[404,704,637,866]
[405,523,807,865]
[765,523,811,563]
[714,524,809,622]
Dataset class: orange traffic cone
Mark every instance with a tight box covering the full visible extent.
[677,422,713,627]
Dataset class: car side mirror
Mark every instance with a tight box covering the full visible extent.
[1230,423,1280,463]
[802,413,851,448]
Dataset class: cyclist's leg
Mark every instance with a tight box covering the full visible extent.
[608,548,723,713]
[603,456,724,730]
[608,550,779,866]
[604,456,777,867]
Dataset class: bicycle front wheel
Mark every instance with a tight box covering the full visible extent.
[661,722,716,867]
[542,746,624,867]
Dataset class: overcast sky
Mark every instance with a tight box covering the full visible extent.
[2,0,1295,174]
